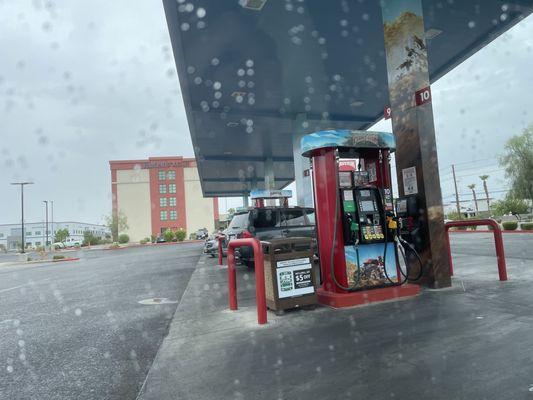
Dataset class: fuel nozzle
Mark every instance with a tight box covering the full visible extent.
[386,212,398,232]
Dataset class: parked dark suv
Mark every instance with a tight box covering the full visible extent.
[226,207,316,267]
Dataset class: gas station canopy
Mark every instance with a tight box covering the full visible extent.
[162,0,532,197]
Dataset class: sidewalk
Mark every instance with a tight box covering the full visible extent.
[138,252,533,400]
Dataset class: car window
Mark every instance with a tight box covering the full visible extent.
[279,210,307,226]
[251,209,279,228]
[305,210,315,225]
[228,213,249,230]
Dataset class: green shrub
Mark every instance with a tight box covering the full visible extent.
[163,229,175,242]
[469,226,477,231]
[118,234,130,244]
[502,221,518,231]
[110,242,120,249]
[53,255,65,260]
[150,234,156,243]
[175,229,187,242]
[140,238,148,244]
[189,232,197,240]
[521,222,533,231]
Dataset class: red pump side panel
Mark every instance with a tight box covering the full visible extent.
[312,149,348,293]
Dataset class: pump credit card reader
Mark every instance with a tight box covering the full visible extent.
[339,171,386,245]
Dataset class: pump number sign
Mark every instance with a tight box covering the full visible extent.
[276,258,314,299]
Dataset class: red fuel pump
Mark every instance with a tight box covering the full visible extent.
[301,130,421,308]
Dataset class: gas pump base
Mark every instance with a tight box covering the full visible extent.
[316,284,420,309]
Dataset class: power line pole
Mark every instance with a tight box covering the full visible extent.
[451,164,461,217]
[10,182,34,253]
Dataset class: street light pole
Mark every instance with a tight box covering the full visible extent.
[43,200,49,250]
[11,182,34,253]
[50,200,54,245]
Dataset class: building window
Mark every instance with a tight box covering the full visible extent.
[158,170,166,180]
[35,231,41,235]
[167,170,176,180]
[27,232,32,236]
[35,241,41,246]
[160,211,168,221]
[169,197,176,207]
[159,184,167,194]
[170,210,177,220]
[169,183,176,194]
[160,197,167,207]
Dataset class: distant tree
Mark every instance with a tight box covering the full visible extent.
[227,208,235,215]
[118,233,130,244]
[479,175,490,211]
[467,184,478,212]
[54,228,69,243]
[445,211,462,221]
[499,125,533,201]
[83,231,101,246]
[491,197,529,216]
[104,212,129,242]
[163,229,175,242]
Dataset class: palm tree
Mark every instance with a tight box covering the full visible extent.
[479,175,490,212]
[468,184,479,213]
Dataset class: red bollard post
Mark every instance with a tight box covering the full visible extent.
[252,239,267,325]
[492,225,508,281]
[445,219,508,281]
[217,235,223,266]
[227,245,237,310]
[226,238,267,325]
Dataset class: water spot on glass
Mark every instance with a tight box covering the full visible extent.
[362,13,369,21]
[6,366,13,373]
[213,81,222,90]
[197,21,206,29]
[194,76,202,85]
[297,6,304,14]
[237,69,245,77]
[187,66,195,74]
[181,22,190,31]
[245,59,254,68]
[196,7,206,18]
[500,13,508,21]
[292,36,302,45]
[211,58,219,66]
[235,95,243,103]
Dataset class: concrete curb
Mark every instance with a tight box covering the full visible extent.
[103,240,204,251]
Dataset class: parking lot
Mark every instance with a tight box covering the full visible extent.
[0,243,202,400]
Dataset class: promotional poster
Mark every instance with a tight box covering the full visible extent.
[344,243,398,287]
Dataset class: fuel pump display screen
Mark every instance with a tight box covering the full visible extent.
[360,200,376,212]
[396,199,407,214]
[339,171,353,188]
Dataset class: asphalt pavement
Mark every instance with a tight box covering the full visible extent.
[0,242,202,400]
[139,232,533,400]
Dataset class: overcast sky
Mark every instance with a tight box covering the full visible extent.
[0,1,531,225]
